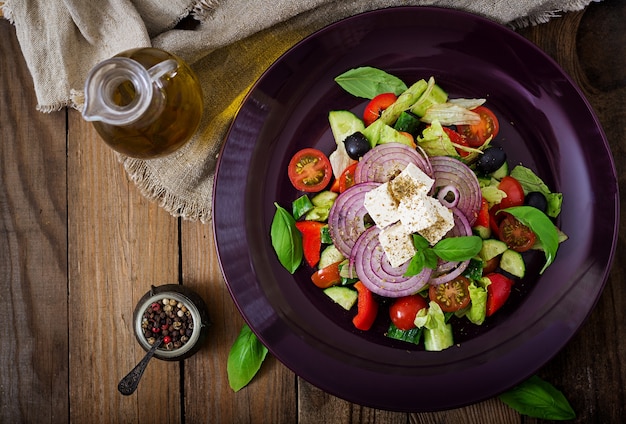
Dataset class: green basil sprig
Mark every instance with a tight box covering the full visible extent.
[334,66,408,99]
[499,375,576,420]
[499,206,559,274]
[270,202,302,274]
[227,324,269,392]
[405,235,482,277]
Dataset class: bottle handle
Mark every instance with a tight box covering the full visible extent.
[148,59,178,88]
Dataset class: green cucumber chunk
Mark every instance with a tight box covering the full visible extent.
[500,249,526,278]
[490,161,510,179]
[323,286,357,310]
[393,111,423,135]
[479,239,508,261]
[292,195,314,220]
[329,110,365,144]
[319,245,345,270]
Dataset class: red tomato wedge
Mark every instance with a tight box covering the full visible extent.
[429,276,471,313]
[498,213,536,252]
[295,221,325,267]
[485,272,514,317]
[389,295,428,330]
[442,127,470,157]
[498,176,525,209]
[311,261,342,289]
[457,106,500,147]
[363,92,397,126]
[288,148,332,192]
[338,162,358,193]
[352,281,378,330]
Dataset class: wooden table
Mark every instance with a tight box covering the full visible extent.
[1,1,624,422]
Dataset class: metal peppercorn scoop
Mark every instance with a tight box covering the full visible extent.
[118,284,210,395]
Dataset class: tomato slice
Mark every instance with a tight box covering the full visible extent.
[310,261,342,288]
[457,106,500,147]
[428,276,471,313]
[389,295,428,330]
[287,148,332,192]
[338,162,358,193]
[442,127,470,157]
[295,221,325,267]
[363,92,397,126]
[498,213,537,252]
[485,272,514,317]
[497,175,525,209]
[474,196,490,228]
[352,281,379,331]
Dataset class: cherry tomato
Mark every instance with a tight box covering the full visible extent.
[457,106,500,147]
[310,261,342,288]
[498,213,537,252]
[428,276,471,313]
[287,148,332,192]
[363,93,397,126]
[338,163,358,193]
[482,256,500,275]
[498,176,525,209]
[442,127,470,157]
[485,272,514,317]
[389,295,428,330]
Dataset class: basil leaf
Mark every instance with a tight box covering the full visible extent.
[432,236,483,262]
[270,202,302,273]
[334,66,408,99]
[499,375,576,420]
[405,250,425,277]
[227,325,269,392]
[501,206,559,274]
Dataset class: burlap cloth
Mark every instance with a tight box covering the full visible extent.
[2,0,599,223]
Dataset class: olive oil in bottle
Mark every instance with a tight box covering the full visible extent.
[83,48,203,159]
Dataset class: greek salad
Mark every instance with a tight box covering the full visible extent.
[270,67,566,351]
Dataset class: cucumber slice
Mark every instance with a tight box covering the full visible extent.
[500,249,526,278]
[473,225,491,239]
[323,286,357,310]
[394,111,423,135]
[319,245,345,270]
[311,190,338,207]
[490,161,509,180]
[479,239,508,261]
[329,110,365,144]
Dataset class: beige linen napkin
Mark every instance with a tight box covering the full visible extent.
[2,0,599,222]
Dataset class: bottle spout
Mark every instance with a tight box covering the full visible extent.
[82,57,154,125]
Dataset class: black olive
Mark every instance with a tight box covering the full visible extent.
[476,146,507,174]
[525,191,548,212]
[343,132,371,160]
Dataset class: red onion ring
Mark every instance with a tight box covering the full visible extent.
[430,156,481,226]
[352,226,432,298]
[354,143,432,184]
[328,182,380,258]
[437,185,460,208]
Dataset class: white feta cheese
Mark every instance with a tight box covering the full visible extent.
[397,192,439,233]
[418,196,455,245]
[363,183,399,228]
[378,222,415,267]
[389,163,434,201]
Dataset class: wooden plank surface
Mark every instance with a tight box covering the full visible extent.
[1,0,625,422]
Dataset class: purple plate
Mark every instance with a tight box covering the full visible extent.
[212,7,618,412]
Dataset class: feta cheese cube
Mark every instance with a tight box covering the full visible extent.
[418,197,455,245]
[363,183,399,228]
[379,222,415,267]
[389,163,434,201]
[397,192,439,233]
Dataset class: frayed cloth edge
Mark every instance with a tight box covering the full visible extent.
[120,156,212,223]
[191,0,221,21]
